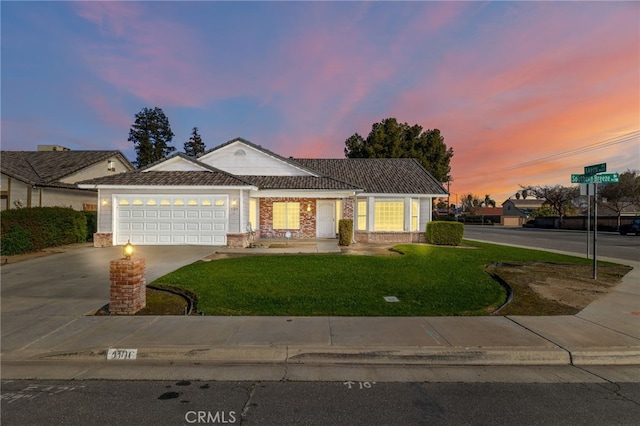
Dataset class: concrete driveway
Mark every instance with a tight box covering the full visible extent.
[0,245,215,353]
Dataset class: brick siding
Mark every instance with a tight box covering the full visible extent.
[109,258,146,314]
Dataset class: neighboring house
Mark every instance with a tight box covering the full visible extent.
[1,146,134,212]
[501,198,545,226]
[78,138,448,247]
[474,207,503,224]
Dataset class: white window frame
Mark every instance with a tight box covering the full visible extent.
[273,201,300,229]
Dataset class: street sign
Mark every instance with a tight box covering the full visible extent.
[590,172,619,183]
[584,163,606,176]
[571,172,619,184]
[571,174,588,183]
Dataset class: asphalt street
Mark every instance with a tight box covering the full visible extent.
[2,374,640,426]
[463,225,640,261]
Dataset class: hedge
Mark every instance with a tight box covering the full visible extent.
[1,207,89,255]
[338,219,353,246]
[425,221,464,246]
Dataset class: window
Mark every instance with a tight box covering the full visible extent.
[411,199,419,231]
[374,200,404,231]
[273,202,300,229]
[357,200,367,230]
[249,198,258,230]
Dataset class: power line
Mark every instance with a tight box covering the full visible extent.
[454,130,639,181]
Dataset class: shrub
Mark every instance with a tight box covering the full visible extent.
[1,207,88,255]
[1,225,33,255]
[338,219,353,246]
[83,211,97,241]
[426,221,464,246]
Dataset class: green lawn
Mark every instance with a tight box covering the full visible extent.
[151,241,594,316]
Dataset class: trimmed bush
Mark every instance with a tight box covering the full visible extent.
[426,221,464,246]
[1,225,33,255]
[1,207,88,255]
[338,219,353,246]
[83,211,97,241]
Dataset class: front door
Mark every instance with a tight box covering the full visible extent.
[317,200,336,238]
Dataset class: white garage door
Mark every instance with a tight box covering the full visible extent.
[115,195,228,245]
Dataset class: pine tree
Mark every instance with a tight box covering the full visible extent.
[183,127,206,157]
[344,118,453,182]
[128,107,175,168]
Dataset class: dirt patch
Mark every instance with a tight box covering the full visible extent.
[487,262,632,316]
[339,243,403,256]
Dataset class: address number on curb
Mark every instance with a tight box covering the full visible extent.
[107,348,137,360]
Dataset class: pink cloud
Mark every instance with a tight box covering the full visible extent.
[389,4,639,202]
[73,2,237,108]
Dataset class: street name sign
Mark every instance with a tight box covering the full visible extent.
[571,172,619,184]
[571,174,587,183]
[584,163,606,175]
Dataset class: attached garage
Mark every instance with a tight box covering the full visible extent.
[114,194,228,245]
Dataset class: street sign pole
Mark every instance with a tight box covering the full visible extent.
[593,183,597,280]
[586,183,590,259]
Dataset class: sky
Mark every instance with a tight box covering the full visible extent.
[2,1,639,204]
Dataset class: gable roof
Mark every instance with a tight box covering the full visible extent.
[79,171,255,188]
[76,139,448,196]
[201,137,321,177]
[1,150,133,188]
[142,152,212,172]
[502,199,545,208]
[293,158,448,195]
[241,175,362,191]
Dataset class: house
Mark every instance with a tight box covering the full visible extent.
[78,138,448,247]
[474,207,503,224]
[1,146,134,212]
[501,198,545,226]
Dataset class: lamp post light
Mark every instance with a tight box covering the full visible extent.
[109,239,145,314]
[123,240,134,260]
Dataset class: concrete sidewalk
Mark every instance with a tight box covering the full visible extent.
[1,241,639,381]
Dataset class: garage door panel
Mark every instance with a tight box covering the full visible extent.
[116,195,227,246]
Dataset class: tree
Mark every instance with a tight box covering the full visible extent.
[483,194,496,208]
[344,118,454,182]
[521,184,579,226]
[599,170,640,230]
[128,107,175,168]
[183,127,206,157]
[461,193,482,215]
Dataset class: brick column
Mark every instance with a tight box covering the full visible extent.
[109,258,146,315]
